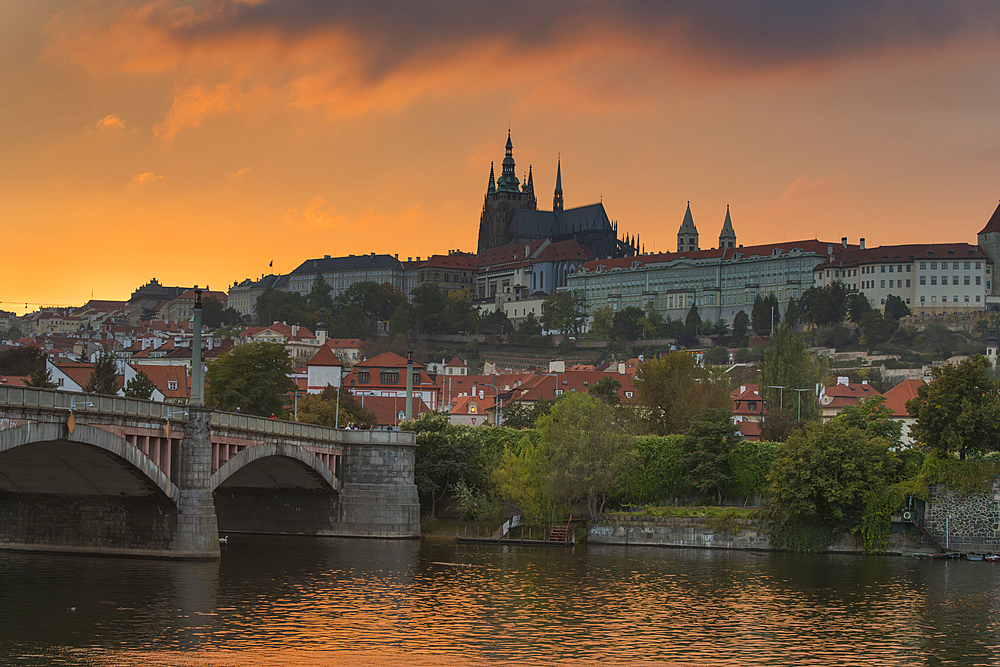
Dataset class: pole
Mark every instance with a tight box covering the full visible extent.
[767,385,785,411]
[335,387,341,428]
[770,305,774,335]
[405,349,414,421]
[191,287,204,406]
[790,388,810,422]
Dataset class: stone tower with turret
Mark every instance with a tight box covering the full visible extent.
[719,205,737,249]
[677,202,699,252]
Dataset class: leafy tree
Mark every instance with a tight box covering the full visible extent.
[404,412,484,516]
[298,386,377,428]
[123,370,157,399]
[848,293,872,324]
[703,346,729,365]
[784,297,801,329]
[204,342,295,417]
[751,293,780,335]
[540,291,588,335]
[814,324,852,348]
[307,275,335,316]
[0,325,22,342]
[679,408,741,504]
[84,347,119,395]
[731,310,750,347]
[518,312,543,335]
[759,327,823,432]
[922,322,956,358]
[494,433,563,526]
[590,305,614,340]
[0,345,45,376]
[502,399,554,429]
[588,376,622,405]
[538,392,635,522]
[633,351,731,435]
[859,310,896,354]
[611,306,644,341]
[675,303,702,347]
[884,294,911,321]
[479,309,513,335]
[761,420,898,551]
[329,304,370,339]
[906,356,1000,460]
[388,302,414,337]
[830,394,902,447]
[411,282,448,334]
[255,287,311,327]
[800,282,848,327]
[334,281,406,332]
[638,300,665,339]
[26,362,57,389]
[617,435,685,505]
[443,291,478,334]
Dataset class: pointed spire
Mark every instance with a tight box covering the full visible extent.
[487,161,496,195]
[719,204,736,249]
[553,156,564,214]
[525,165,534,195]
[497,131,520,192]
[678,201,699,252]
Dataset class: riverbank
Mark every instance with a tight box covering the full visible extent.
[589,515,937,555]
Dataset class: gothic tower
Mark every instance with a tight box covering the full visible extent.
[677,202,699,252]
[719,205,737,249]
[477,131,537,254]
[553,158,564,214]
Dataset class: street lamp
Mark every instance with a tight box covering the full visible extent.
[789,387,810,422]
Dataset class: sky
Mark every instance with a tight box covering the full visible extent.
[4,1,1000,314]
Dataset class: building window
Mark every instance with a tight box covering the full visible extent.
[889,266,894,273]
[942,296,947,303]
[965,262,971,269]
[881,266,886,273]
[931,262,937,269]
[920,262,926,269]
[625,392,633,398]
[931,276,937,285]
[906,279,911,287]
[977,295,982,302]
[920,296,926,304]
[965,276,970,285]
[168,381,177,390]
[919,276,925,285]
[977,262,982,269]
[965,295,970,302]
[889,280,894,288]
[881,280,885,288]
[953,276,959,285]
[906,265,911,272]
[977,276,982,285]
[358,371,370,384]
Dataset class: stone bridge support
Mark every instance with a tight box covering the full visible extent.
[169,405,220,558]
[333,436,420,538]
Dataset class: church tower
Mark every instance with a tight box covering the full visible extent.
[719,205,736,249]
[978,200,1000,299]
[677,202,699,252]
[477,131,537,254]
[553,158,564,214]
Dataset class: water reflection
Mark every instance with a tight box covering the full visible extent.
[1,538,999,665]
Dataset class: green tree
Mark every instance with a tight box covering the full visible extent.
[731,310,750,347]
[411,282,448,334]
[759,327,824,433]
[762,420,898,551]
[703,346,729,365]
[84,347,119,395]
[502,399,554,429]
[884,294,911,321]
[830,394,902,447]
[255,287,311,327]
[751,293,780,335]
[479,309,513,335]
[848,293,872,324]
[611,306,644,341]
[590,305,614,340]
[538,392,635,522]
[676,303,702,347]
[638,301,665,339]
[334,281,405,332]
[633,351,731,435]
[541,291,588,335]
[680,408,740,504]
[784,297,801,329]
[800,282,849,327]
[859,310,896,354]
[388,302,414,337]
[0,345,45,376]
[443,291,478,334]
[25,362,57,389]
[123,370,157,399]
[329,304,371,339]
[494,433,563,526]
[405,412,484,516]
[204,342,295,417]
[518,312,543,335]
[906,356,1000,460]
[588,376,622,405]
[922,322,956,358]
[298,386,377,428]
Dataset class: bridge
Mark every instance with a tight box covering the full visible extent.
[0,386,420,559]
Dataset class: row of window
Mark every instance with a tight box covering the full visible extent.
[356,370,422,385]
[919,261,981,270]
[919,295,981,304]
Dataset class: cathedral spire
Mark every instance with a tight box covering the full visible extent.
[553,157,564,214]
[487,161,495,195]
[719,204,736,249]
[496,131,520,192]
[677,201,699,252]
[525,165,534,195]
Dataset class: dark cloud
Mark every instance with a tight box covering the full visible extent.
[169,1,1000,80]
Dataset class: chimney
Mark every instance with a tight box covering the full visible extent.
[479,390,485,399]
[525,244,530,256]
[860,238,866,249]
[842,237,848,248]
[828,244,833,255]
[837,376,849,386]
[292,325,299,337]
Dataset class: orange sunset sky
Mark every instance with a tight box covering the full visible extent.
[4,1,1000,314]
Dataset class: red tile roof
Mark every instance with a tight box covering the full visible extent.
[355,352,417,369]
[882,378,926,417]
[578,239,849,272]
[0,376,29,387]
[132,364,189,400]
[419,253,479,271]
[308,345,343,367]
[821,382,882,410]
[354,395,432,427]
[980,200,1000,235]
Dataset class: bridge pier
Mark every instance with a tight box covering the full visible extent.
[169,405,220,559]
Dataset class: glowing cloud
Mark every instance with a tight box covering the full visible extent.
[94,113,124,132]
[127,172,164,188]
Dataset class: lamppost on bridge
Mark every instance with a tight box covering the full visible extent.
[190,286,204,406]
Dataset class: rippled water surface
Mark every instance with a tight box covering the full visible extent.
[2,536,1000,665]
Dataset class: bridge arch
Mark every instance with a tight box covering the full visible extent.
[211,442,340,492]
[0,422,179,503]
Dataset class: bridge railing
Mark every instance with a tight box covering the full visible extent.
[0,386,415,446]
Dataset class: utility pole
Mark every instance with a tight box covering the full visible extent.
[405,349,414,421]
[190,287,204,406]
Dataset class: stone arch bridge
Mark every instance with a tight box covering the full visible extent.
[0,386,419,558]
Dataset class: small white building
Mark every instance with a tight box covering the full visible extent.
[306,345,343,394]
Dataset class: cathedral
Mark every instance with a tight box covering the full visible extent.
[476,132,637,259]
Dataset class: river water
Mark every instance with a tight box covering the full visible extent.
[1,536,999,666]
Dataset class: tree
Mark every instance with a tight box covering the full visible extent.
[759,327,823,432]
[329,304,370,339]
[204,342,295,417]
[502,399,555,429]
[784,297,801,329]
[123,370,157,399]
[0,345,45,376]
[831,394,902,447]
[731,310,750,347]
[762,420,898,551]
[518,312,542,336]
[633,351,731,435]
[388,302,414,337]
[703,346,729,365]
[884,294,911,322]
[588,376,622,405]
[611,306,644,341]
[751,293,780,335]
[680,408,741,504]
[848,293,872,324]
[590,305,614,340]
[84,347,119,395]
[859,310,896,354]
[298,386,377,428]
[334,281,405,333]
[538,392,635,522]
[906,356,1000,460]
[676,303,702,347]
[800,282,848,327]
[541,291,587,335]
[638,301,665,339]
[479,309,513,335]
[443,291,478,334]
[26,363,57,389]
[411,282,448,334]
[494,434,563,526]
[405,412,484,516]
